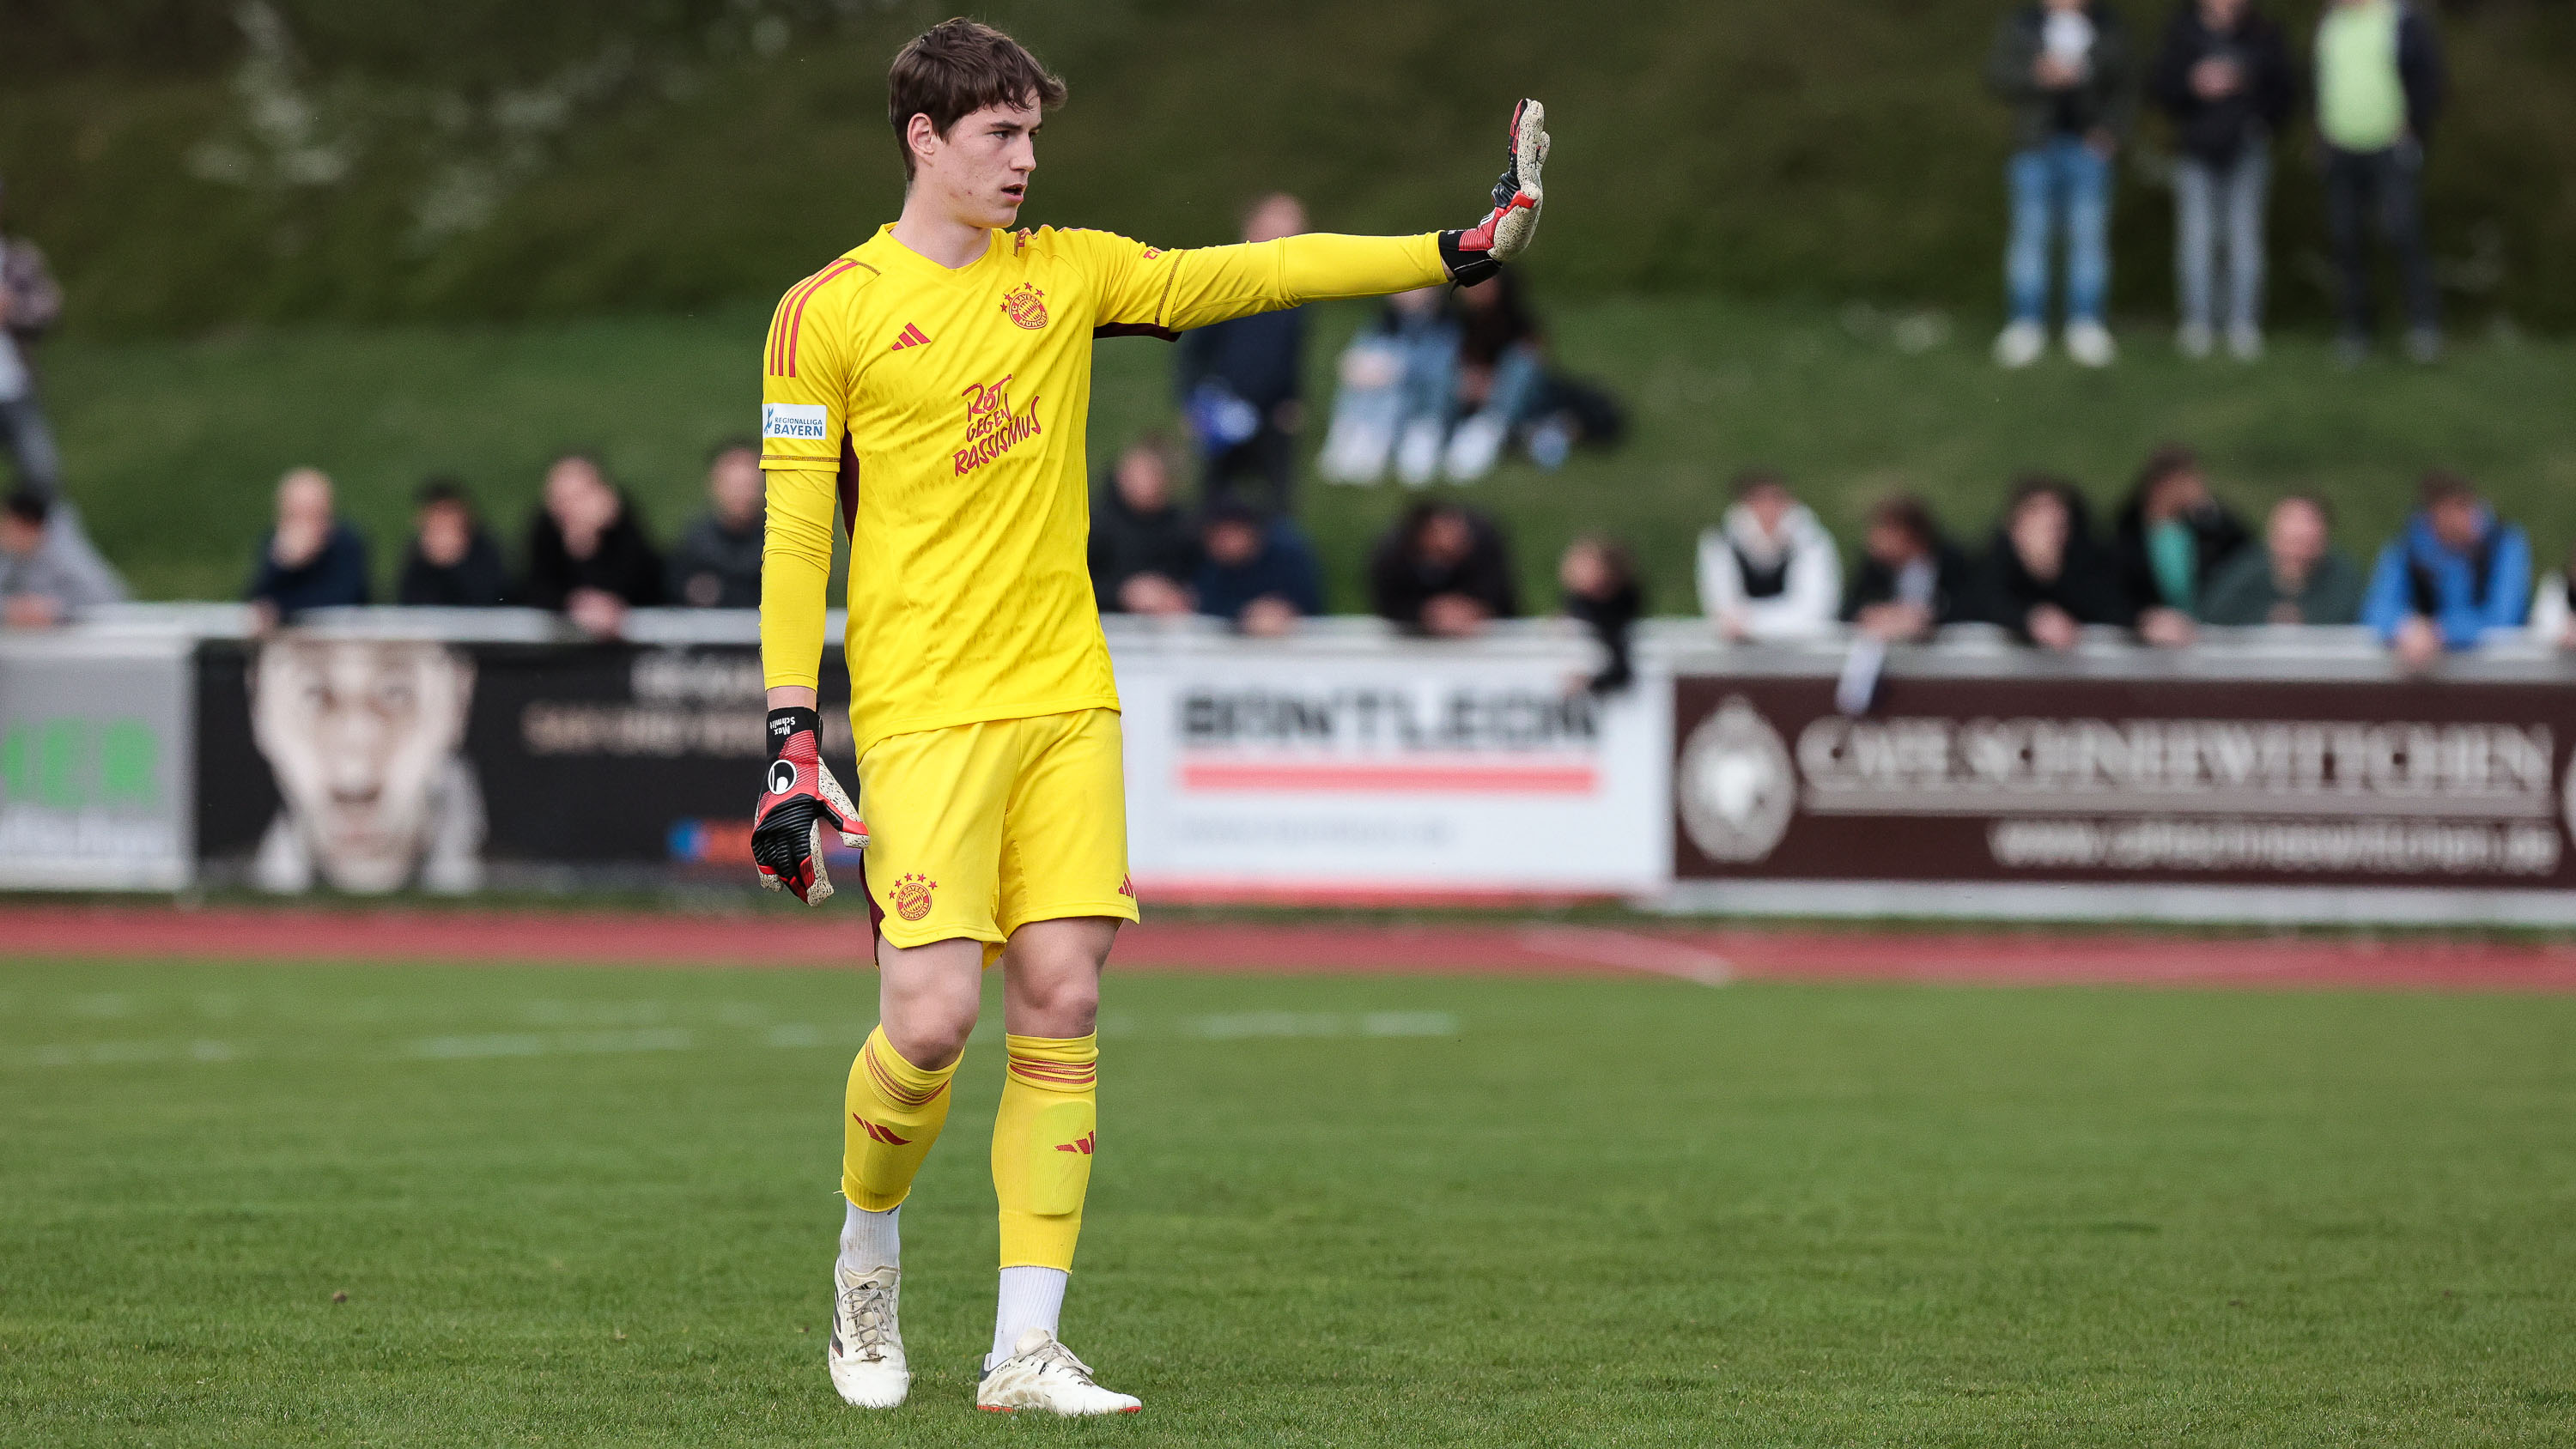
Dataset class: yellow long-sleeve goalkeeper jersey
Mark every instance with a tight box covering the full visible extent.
[759,223,1446,758]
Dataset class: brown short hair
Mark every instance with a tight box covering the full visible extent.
[2419,470,2476,507]
[887,19,1067,180]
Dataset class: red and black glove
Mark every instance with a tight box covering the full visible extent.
[1439,99,1550,286]
[752,706,867,906]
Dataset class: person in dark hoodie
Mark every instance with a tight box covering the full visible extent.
[2150,0,2295,361]
[397,476,508,607]
[2111,444,2250,645]
[1087,435,1200,615]
[1558,535,1643,694]
[1983,476,2136,649]
[519,452,663,640]
[1843,494,1975,643]
[1987,0,2137,369]
[1194,500,1322,638]
[245,467,370,631]
[1370,499,1519,639]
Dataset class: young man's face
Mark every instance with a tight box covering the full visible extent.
[913,100,1043,229]
[2428,495,2482,552]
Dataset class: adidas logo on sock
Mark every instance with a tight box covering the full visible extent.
[890,323,932,352]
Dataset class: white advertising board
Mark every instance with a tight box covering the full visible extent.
[1112,627,1669,899]
[0,634,195,890]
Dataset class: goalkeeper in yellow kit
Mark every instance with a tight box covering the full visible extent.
[748,16,1546,1416]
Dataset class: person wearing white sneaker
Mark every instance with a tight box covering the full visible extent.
[829,1256,908,1407]
[979,1326,1143,1416]
[2063,317,2117,367]
[1986,0,2136,369]
[1992,317,2048,368]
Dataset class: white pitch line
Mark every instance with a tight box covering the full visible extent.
[1515,925,1736,986]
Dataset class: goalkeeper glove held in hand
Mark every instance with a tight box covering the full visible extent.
[1440,98,1549,285]
[751,706,866,906]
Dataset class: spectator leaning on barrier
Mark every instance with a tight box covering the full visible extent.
[1844,494,1974,644]
[520,452,664,640]
[1316,286,1461,488]
[0,179,65,496]
[397,476,508,608]
[1982,476,2136,649]
[246,467,370,630]
[1558,535,1643,694]
[1698,469,1841,643]
[1194,500,1321,639]
[2362,470,2530,670]
[2199,493,2365,625]
[2111,444,2248,645]
[0,487,125,627]
[2150,0,2295,361]
[1989,0,2136,370]
[2529,542,2576,652]
[2316,0,2445,365]
[1176,193,1309,517]
[1089,434,1200,616]
[1371,499,1519,640]
[666,440,765,609]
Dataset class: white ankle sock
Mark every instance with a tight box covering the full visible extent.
[987,1266,1068,1365]
[838,1199,899,1274]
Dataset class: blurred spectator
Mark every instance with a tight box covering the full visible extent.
[2361,470,2529,670]
[2316,0,2444,365]
[1988,0,2136,369]
[1443,271,1546,482]
[2200,494,2364,624]
[520,452,663,640]
[1843,494,1974,643]
[2530,542,2575,652]
[2111,444,2248,645]
[0,487,125,627]
[1177,193,1308,515]
[0,179,64,496]
[2150,0,2295,361]
[1090,434,1200,615]
[1317,287,1459,488]
[1698,469,1841,642]
[397,476,507,607]
[246,467,370,630]
[1982,476,2136,649]
[1559,535,1643,694]
[1370,500,1519,638]
[667,440,764,609]
[1194,500,1321,637]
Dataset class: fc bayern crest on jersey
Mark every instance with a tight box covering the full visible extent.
[1000,282,1048,330]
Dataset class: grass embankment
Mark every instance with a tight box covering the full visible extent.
[42,297,2576,611]
[4,961,2573,1446]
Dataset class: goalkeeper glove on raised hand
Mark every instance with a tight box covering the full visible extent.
[1440,98,1549,285]
[752,706,866,906]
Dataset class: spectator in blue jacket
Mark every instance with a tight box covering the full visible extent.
[1194,500,1321,637]
[246,467,370,631]
[2360,471,2530,670]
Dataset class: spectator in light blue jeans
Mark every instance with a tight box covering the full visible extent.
[2150,0,2294,360]
[1987,0,2136,369]
[1316,286,1459,488]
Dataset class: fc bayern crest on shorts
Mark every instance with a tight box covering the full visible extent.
[1000,282,1048,330]
[891,872,938,922]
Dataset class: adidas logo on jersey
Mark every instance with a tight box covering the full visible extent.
[890,323,932,352]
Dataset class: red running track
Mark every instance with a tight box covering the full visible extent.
[6,906,2576,992]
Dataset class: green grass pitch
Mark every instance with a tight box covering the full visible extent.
[4,959,2573,1446]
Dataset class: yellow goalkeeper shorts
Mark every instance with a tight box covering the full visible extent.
[854,707,1137,955]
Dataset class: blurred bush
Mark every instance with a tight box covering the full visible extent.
[3,0,2569,336]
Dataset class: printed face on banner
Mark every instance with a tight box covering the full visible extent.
[249,638,482,894]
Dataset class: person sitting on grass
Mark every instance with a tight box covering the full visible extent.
[1193,500,1321,638]
[519,452,664,640]
[396,476,508,608]
[1087,435,1200,616]
[1370,498,1519,639]
[245,466,370,631]
[2361,470,2530,670]
[2198,494,2364,625]
[1842,494,1974,644]
[0,486,125,627]
[2111,443,2250,646]
[1981,476,2136,651]
[1698,469,1841,643]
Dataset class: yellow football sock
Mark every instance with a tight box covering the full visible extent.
[993,1033,1098,1270]
[841,1026,957,1212]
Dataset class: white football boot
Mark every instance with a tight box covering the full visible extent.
[827,1263,908,1409]
[975,1327,1141,1416]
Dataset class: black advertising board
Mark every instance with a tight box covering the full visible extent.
[1673,673,2576,893]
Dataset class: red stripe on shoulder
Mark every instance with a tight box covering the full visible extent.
[776,259,873,379]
